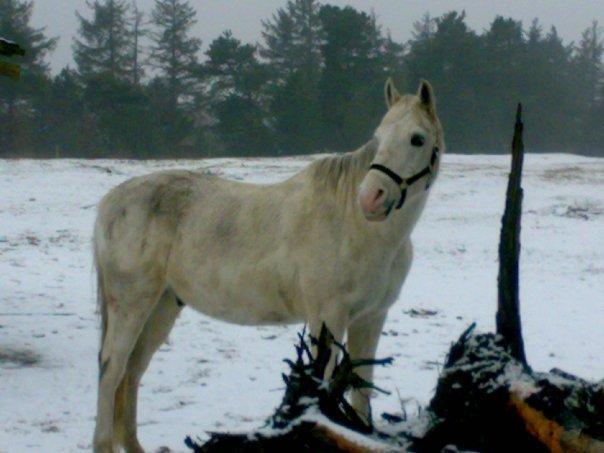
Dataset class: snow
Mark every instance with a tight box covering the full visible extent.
[1,153,603,452]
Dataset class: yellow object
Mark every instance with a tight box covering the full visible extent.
[0,60,20,79]
[510,393,604,453]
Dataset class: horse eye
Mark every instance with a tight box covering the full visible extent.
[411,134,425,147]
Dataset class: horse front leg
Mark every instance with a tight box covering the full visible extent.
[346,310,388,425]
[307,301,349,380]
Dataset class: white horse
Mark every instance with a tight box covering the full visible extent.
[92,78,444,452]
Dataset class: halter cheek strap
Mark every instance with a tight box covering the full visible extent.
[369,146,440,210]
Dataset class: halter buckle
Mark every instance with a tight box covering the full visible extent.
[396,187,407,209]
[425,170,433,190]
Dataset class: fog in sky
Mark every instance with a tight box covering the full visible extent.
[31,0,603,74]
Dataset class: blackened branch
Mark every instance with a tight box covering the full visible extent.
[496,103,528,368]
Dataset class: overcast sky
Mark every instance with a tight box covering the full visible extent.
[31,0,603,74]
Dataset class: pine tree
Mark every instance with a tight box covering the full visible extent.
[34,68,84,156]
[405,11,482,150]
[318,5,397,149]
[0,0,56,155]
[130,1,146,85]
[522,25,577,151]
[149,0,200,113]
[526,18,542,45]
[73,0,133,81]
[573,21,603,153]
[479,16,528,149]
[260,0,324,154]
[0,0,56,72]
[204,31,272,156]
[381,31,406,80]
[574,22,603,111]
[412,13,436,41]
[204,31,269,103]
[260,0,324,80]
[82,75,163,157]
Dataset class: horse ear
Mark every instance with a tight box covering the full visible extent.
[384,77,401,108]
[418,79,436,116]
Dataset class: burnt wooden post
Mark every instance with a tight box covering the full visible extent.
[496,103,528,368]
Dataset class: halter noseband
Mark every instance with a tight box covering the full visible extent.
[369,146,439,210]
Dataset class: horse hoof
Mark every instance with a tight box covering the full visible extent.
[92,439,115,453]
[123,437,146,453]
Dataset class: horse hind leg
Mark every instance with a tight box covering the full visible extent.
[93,275,164,453]
[113,288,183,453]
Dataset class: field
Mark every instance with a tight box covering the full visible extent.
[1,154,603,452]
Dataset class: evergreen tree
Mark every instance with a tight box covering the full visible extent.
[412,13,436,41]
[574,22,603,112]
[73,0,133,81]
[84,76,163,157]
[3,3,603,158]
[523,25,576,151]
[260,7,295,79]
[149,0,200,113]
[317,5,400,150]
[72,0,166,157]
[204,31,264,100]
[260,0,324,80]
[405,11,482,150]
[261,0,324,154]
[0,0,56,155]
[203,31,272,156]
[33,68,85,157]
[380,31,406,84]
[572,22,603,153]
[478,16,528,149]
[130,1,146,85]
[148,0,201,146]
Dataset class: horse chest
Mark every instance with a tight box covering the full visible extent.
[346,242,412,318]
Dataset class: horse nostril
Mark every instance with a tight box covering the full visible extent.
[373,189,386,206]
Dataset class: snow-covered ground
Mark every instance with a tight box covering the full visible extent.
[1,154,603,452]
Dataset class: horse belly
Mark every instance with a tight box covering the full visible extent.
[171,264,302,326]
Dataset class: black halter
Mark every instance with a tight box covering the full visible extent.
[369,146,439,210]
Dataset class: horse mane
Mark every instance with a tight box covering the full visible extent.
[307,138,378,194]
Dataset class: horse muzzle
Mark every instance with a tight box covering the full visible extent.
[358,183,394,222]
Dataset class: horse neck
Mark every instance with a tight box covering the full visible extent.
[349,138,380,187]
[307,138,378,202]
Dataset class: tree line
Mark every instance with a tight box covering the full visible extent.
[1,0,602,158]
